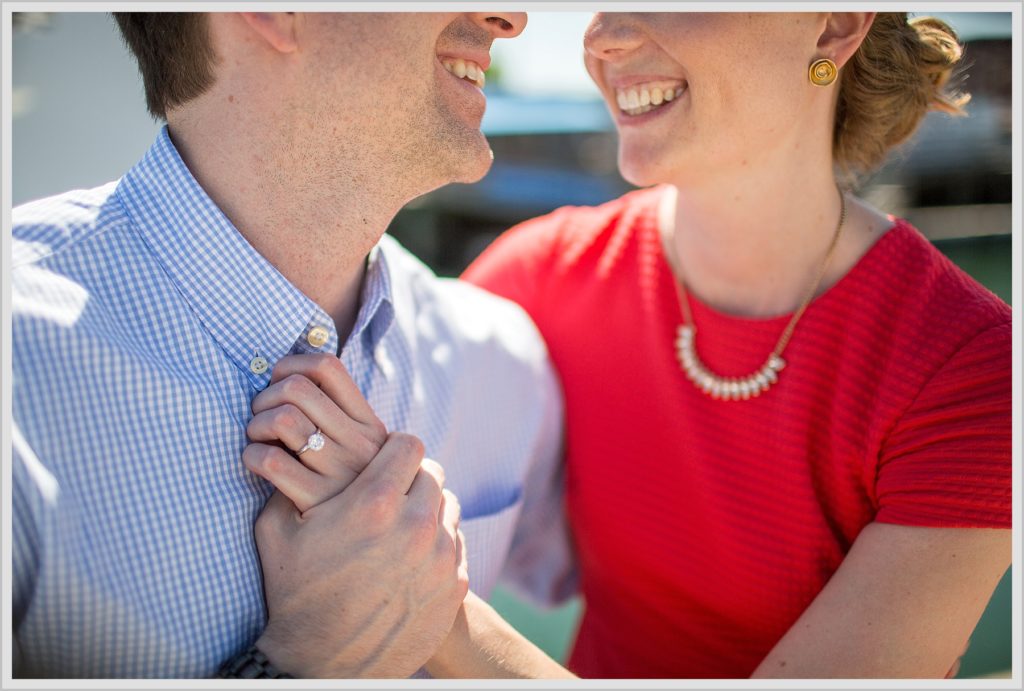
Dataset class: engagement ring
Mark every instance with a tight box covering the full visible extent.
[297,429,325,455]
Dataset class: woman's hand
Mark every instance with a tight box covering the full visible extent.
[244,353,389,511]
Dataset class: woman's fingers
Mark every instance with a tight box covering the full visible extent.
[247,403,316,454]
[251,373,384,472]
[247,405,364,481]
[268,354,387,445]
[243,443,326,513]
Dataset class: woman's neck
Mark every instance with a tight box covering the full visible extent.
[659,156,886,318]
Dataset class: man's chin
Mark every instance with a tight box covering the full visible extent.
[449,147,494,185]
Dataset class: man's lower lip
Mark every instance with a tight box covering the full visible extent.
[452,75,484,94]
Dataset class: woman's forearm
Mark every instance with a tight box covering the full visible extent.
[750,523,1009,678]
[426,592,576,679]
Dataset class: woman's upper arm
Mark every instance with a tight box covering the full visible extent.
[751,521,1010,678]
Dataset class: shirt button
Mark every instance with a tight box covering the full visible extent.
[307,326,329,348]
[249,356,269,375]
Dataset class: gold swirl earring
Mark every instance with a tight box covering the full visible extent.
[808,58,838,86]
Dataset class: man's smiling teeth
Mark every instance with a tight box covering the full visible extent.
[442,58,486,89]
[616,82,685,116]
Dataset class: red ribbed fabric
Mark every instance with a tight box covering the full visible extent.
[463,186,1011,679]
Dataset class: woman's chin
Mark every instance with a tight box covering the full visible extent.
[617,154,671,189]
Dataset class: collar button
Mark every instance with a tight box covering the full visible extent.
[307,326,330,349]
[249,356,269,375]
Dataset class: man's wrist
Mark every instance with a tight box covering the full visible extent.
[216,643,294,679]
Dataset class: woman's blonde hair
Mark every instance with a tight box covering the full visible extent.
[835,13,970,177]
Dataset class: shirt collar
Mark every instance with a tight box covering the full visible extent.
[116,126,399,389]
[351,242,395,355]
[365,235,422,368]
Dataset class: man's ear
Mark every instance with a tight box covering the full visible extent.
[239,12,298,54]
[816,13,875,69]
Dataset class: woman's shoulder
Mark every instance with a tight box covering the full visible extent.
[832,218,1011,442]
[848,219,1010,340]
[903,221,1005,319]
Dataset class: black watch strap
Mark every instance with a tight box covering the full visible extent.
[216,644,294,679]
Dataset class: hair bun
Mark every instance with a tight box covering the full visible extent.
[908,16,970,111]
[834,13,970,178]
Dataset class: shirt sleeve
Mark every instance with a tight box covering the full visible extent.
[498,347,578,608]
[464,214,579,606]
[876,321,1011,528]
[12,421,53,643]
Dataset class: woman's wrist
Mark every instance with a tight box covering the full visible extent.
[425,592,574,679]
[424,602,472,678]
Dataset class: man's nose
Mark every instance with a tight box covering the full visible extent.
[469,12,528,39]
[584,13,645,62]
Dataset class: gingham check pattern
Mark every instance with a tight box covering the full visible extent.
[12,127,573,678]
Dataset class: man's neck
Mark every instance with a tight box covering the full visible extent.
[166,118,403,343]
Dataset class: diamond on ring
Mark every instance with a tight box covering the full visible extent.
[297,429,325,455]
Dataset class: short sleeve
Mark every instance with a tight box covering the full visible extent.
[876,321,1011,528]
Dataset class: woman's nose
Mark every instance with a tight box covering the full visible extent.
[584,13,645,62]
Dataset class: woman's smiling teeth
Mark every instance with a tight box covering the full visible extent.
[442,58,486,89]
[616,82,686,116]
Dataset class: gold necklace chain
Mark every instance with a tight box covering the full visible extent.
[668,191,846,401]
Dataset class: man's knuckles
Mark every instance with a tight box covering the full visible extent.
[346,433,383,466]
[359,415,388,448]
[355,482,403,524]
[388,431,426,461]
[441,489,461,523]
[420,458,446,488]
[404,508,442,554]
[432,525,458,565]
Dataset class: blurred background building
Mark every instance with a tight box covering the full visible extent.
[11,11,1013,678]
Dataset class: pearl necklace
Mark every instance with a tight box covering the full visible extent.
[665,190,846,401]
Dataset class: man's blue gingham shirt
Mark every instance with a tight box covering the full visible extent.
[12,127,574,678]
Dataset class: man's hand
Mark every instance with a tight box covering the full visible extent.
[246,355,468,678]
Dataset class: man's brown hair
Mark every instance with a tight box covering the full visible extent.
[112,13,218,120]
